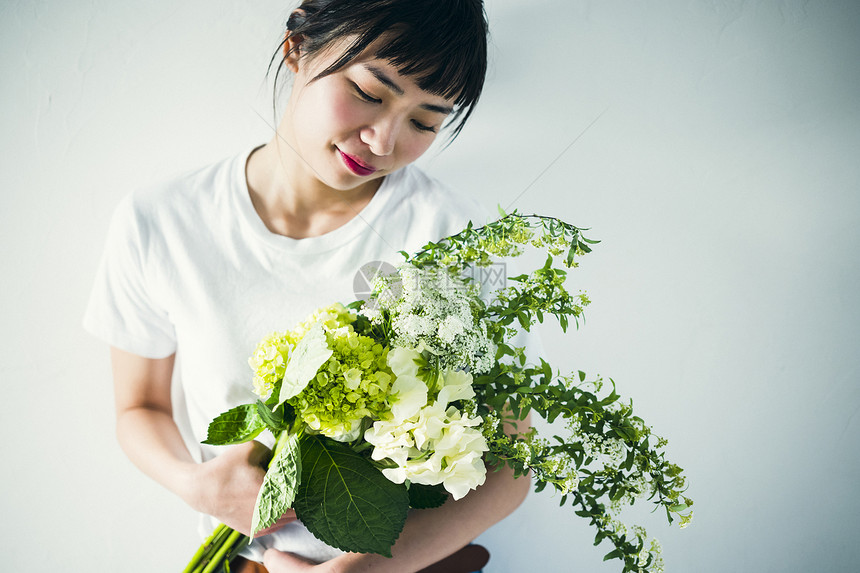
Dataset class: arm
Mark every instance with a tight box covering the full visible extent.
[263,414,532,573]
[110,347,294,536]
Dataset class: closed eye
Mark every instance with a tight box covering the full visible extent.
[412,120,437,133]
[352,83,381,104]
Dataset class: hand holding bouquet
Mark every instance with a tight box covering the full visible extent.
[185,211,692,573]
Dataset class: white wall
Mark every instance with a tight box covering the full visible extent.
[2,1,858,571]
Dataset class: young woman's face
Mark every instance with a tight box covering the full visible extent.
[282,38,457,192]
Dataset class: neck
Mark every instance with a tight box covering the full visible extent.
[245,137,381,240]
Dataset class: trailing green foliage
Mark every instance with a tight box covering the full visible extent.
[401,210,691,572]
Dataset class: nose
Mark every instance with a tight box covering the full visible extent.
[362,115,399,157]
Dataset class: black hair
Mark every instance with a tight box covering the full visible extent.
[267,0,488,142]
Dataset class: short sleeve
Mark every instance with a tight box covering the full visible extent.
[83,193,177,358]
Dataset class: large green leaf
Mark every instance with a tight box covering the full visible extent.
[251,432,301,537]
[202,404,266,445]
[293,435,409,556]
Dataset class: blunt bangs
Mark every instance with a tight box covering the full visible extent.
[277,0,488,141]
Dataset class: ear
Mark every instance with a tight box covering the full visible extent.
[283,32,303,74]
[283,8,307,73]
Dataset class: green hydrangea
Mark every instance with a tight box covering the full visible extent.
[249,331,293,399]
[248,304,358,400]
[249,303,398,441]
[289,324,394,441]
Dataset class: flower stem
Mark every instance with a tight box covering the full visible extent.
[183,523,226,573]
[201,529,244,573]
[187,523,236,573]
[185,432,289,571]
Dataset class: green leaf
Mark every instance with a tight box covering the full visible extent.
[202,405,266,446]
[603,548,624,561]
[293,435,409,556]
[565,244,577,267]
[517,311,530,330]
[251,432,301,537]
[256,400,295,434]
[543,253,554,270]
[278,322,333,405]
[541,358,552,382]
[408,483,449,509]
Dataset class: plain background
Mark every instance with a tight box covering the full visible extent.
[2,0,859,571]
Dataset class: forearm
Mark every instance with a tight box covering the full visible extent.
[329,461,530,573]
[116,405,198,503]
[109,349,282,536]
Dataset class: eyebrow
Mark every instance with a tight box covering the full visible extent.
[364,64,454,115]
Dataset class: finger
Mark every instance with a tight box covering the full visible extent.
[263,548,318,572]
[246,440,274,466]
[220,440,266,465]
[254,509,298,536]
[274,514,298,527]
[254,514,296,537]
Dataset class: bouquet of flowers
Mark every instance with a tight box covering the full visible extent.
[184,211,692,573]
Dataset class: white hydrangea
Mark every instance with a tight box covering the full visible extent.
[387,347,429,421]
[365,401,487,500]
[365,365,487,500]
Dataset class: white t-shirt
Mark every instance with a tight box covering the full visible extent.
[84,144,493,562]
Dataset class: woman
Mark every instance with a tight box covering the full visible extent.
[84,1,531,571]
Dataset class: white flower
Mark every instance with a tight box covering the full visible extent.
[411,402,447,449]
[436,369,475,406]
[365,418,417,468]
[436,456,486,500]
[387,347,429,420]
[368,263,496,375]
[381,465,409,484]
[397,314,432,339]
[411,407,487,499]
[361,305,381,323]
[437,315,465,343]
[364,400,488,500]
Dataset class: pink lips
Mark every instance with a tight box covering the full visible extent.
[338,149,377,176]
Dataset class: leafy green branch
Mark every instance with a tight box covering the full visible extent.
[405,209,598,272]
[401,210,690,572]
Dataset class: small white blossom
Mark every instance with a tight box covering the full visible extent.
[367,264,497,374]
[437,315,465,343]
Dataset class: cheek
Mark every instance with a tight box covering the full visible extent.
[327,90,363,128]
[397,135,435,165]
[292,85,366,144]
